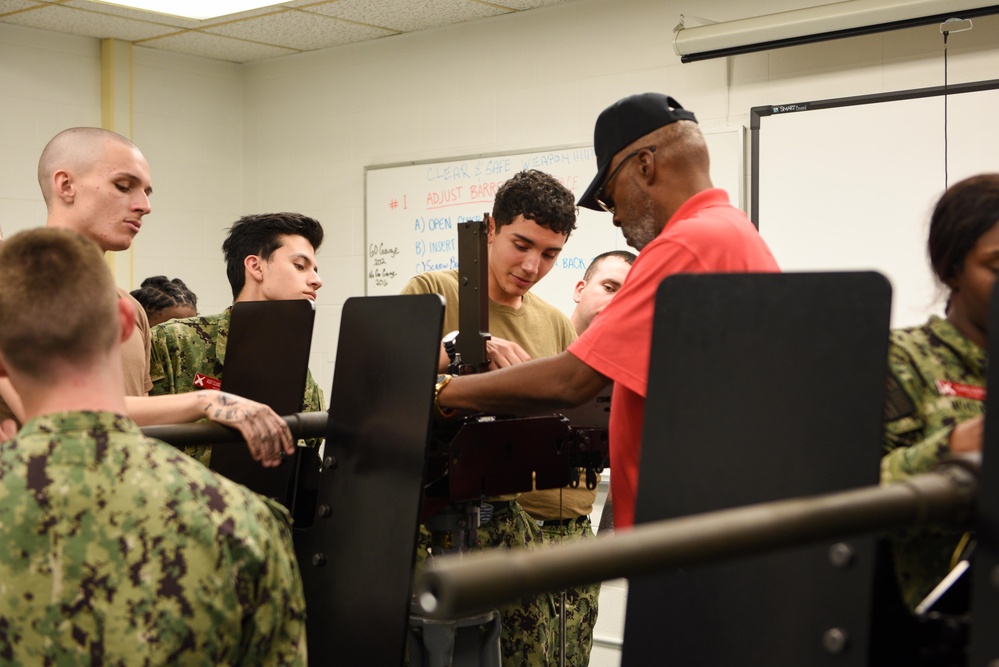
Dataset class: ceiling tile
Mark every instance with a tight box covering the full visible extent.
[138,29,298,62]
[196,3,306,26]
[492,0,573,10]
[2,4,179,40]
[64,0,201,28]
[300,0,507,32]
[0,0,42,16]
[204,9,395,51]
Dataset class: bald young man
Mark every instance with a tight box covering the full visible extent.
[0,128,294,465]
[39,127,155,397]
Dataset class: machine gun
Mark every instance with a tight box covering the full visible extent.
[419,216,608,553]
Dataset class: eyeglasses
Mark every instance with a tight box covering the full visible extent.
[594,146,656,214]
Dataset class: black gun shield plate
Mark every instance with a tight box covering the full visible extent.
[622,272,890,667]
[969,285,999,666]
[294,294,443,666]
[211,300,316,509]
[447,416,572,500]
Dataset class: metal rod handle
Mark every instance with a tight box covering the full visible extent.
[415,463,977,619]
[141,411,329,446]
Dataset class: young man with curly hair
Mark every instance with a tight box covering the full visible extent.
[403,169,597,666]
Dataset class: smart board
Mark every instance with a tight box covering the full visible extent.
[752,80,999,327]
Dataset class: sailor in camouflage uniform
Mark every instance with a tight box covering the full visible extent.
[883,316,985,608]
[150,212,326,465]
[0,228,307,665]
[882,174,998,611]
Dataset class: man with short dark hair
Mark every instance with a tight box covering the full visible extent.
[0,227,307,664]
[435,93,780,529]
[150,212,326,465]
[570,250,636,335]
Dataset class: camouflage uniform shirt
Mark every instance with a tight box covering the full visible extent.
[0,410,307,665]
[882,315,986,609]
[149,307,325,465]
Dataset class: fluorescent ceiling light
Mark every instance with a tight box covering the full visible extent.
[92,0,285,21]
[674,0,999,62]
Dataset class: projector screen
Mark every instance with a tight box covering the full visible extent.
[751,80,999,327]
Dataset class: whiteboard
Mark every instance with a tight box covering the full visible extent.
[365,128,745,316]
[752,81,999,328]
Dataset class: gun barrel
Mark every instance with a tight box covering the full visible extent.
[141,411,328,446]
[415,463,977,619]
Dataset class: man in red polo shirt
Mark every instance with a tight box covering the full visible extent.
[435,92,780,528]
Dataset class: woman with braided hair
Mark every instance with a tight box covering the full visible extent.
[131,275,198,327]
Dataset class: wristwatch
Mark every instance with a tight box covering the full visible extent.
[434,374,456,418]
[442,330,459,363]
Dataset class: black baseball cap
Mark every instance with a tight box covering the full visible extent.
[578,93,698,211]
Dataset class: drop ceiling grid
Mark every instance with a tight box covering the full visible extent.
[299,0,508,33]
[0,0,578,62]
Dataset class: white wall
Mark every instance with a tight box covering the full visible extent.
[129,48,245,315]
[0,23,100,238]
[4,1,999,663]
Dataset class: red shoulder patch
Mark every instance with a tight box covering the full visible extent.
[935,379,985,401]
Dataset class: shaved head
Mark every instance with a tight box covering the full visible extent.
[39,127,153,252]
[38,128,138,208]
